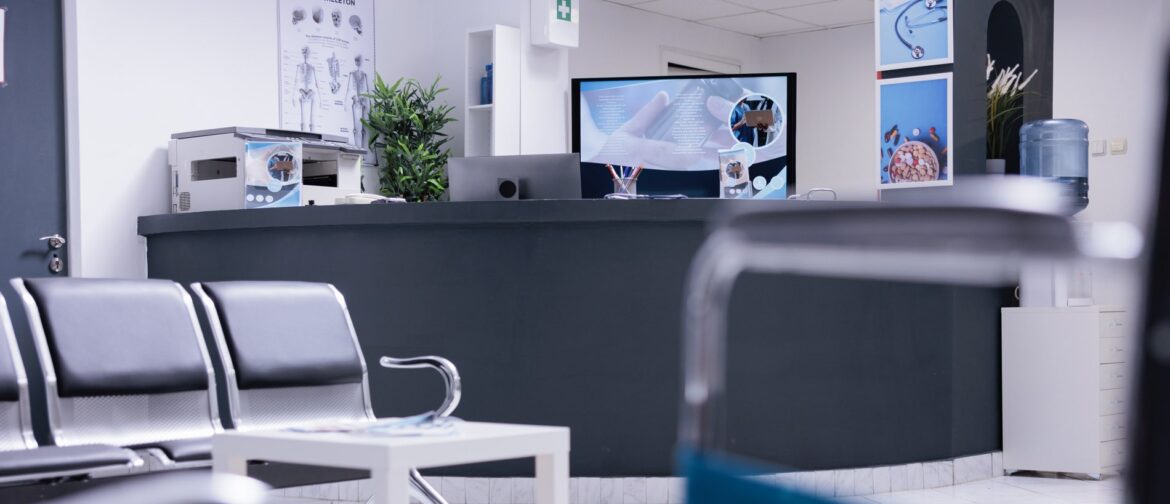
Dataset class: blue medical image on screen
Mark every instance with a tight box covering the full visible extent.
[573,74,794,199]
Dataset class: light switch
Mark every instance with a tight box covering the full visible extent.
[1090,140,1107,157]
[1110,138,1128,155]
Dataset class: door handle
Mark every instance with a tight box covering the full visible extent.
[40,234,66,250]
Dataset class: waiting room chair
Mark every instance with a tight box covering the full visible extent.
[678,178,1137,503]
[10,278,223,467]
[0,291,141,485]
[192,281,461,504]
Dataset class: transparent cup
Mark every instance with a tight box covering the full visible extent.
[613,177,638,196]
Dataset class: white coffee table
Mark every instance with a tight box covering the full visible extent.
[211,421,570,503]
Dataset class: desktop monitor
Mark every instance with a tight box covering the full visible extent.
[448,154,582,201]
[572,73,796,199]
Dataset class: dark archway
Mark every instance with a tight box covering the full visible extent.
[987,1,1026,174]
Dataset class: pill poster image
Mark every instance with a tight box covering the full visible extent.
[876,73,953,189]
[876,0,953,71]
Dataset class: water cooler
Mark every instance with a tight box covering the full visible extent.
[1017,119,1092,307]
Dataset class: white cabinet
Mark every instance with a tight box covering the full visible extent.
[464,25,520,157]
[1002,306,1131,477]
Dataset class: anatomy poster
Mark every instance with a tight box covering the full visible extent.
[876,0,953,71]
[278,0,374,154]
[876,73,952,189]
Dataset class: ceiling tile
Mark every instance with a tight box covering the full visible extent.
[635,0,754,21]
[726,0,834,10]
[700,11,817,37]
[773,0,874,27]
[603,0,654,5]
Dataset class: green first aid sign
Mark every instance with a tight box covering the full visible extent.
[556,0,572,22]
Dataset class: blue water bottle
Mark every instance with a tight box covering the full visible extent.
[1020,119,1090,214]
[480,73,489,105]
[485,63,494,104]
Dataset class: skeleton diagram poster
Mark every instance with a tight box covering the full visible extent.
[278,0,374,154]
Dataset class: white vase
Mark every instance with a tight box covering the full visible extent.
[986,159,1007,175]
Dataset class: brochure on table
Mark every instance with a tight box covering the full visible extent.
[278,0,375,162]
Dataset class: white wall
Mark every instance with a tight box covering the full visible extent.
[67,0,281,278]
[67,0,570,278]
[64,0,1170,288]
[1052,0,1167,308]
[375,0,570,157]
[757,25,877,200]
[571,0,760,78]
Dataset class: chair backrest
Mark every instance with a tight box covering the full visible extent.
[191,281,374,431]
[9,278,220,447]
[0,293,35,451]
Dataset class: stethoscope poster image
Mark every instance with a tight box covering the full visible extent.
[876,0,952,71]
[876,73,953,189]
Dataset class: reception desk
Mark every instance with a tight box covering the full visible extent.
[139,200,1009,477]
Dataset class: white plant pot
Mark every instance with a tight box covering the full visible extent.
[986,158,1007,175]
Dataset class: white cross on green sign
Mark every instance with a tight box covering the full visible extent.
[556,0,572,22]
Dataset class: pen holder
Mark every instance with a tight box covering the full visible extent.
[613,177,638,196]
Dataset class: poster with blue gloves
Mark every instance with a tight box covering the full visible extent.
[876,0,953,71]
[877,73,952,189]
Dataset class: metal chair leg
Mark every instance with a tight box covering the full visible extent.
[410,469,446,504]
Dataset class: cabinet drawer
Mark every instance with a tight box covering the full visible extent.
[1100,388,1129,416]
[1101,439,1127,468]
[1100,363,1129,390]
[1100,337,1130,364]
[1100,311,1128,339]
[1100,414,1128,442]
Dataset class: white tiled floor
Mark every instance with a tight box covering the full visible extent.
[267,472,1122,504]
[856,474,1123,504]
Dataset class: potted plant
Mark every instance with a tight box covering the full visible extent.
[986,54,1038,174]
[363,75,456,202]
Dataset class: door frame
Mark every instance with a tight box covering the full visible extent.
[61,0,80,276]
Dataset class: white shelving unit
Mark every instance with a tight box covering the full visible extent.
[465,25,520,157]
[1001,306,1132,478]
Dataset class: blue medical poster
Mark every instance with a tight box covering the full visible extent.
[877,73,952,189]
[876,0,953,71]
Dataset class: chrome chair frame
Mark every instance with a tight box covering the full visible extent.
[191,283,376,430]
[192,282,461,504]
[678,184,1141,453]
[0,293,35,452]
[9,279,221,469]
[0,292,143,485]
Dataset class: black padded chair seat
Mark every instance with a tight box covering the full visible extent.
[0,444,134,478]
[132,437,211,463]
[21,278,209,398]
[200,282,365,390]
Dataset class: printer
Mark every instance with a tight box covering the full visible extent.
[169,127,369,213]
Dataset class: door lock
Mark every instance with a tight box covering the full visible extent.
[40,234,66,250]
[48,254,63,274]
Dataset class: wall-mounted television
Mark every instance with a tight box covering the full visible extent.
[572,73,796,199]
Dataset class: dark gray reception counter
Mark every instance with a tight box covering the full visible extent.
[139,200,1009,477]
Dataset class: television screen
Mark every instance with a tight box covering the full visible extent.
[572,73,796,199]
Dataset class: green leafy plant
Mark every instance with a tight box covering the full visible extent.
[986,54,1039,159]
[363,75,456,202]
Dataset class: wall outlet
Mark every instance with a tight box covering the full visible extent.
[1109,138,1128,155]
[1090,139,1107,157]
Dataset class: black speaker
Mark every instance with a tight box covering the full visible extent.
[497,178,519,200]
